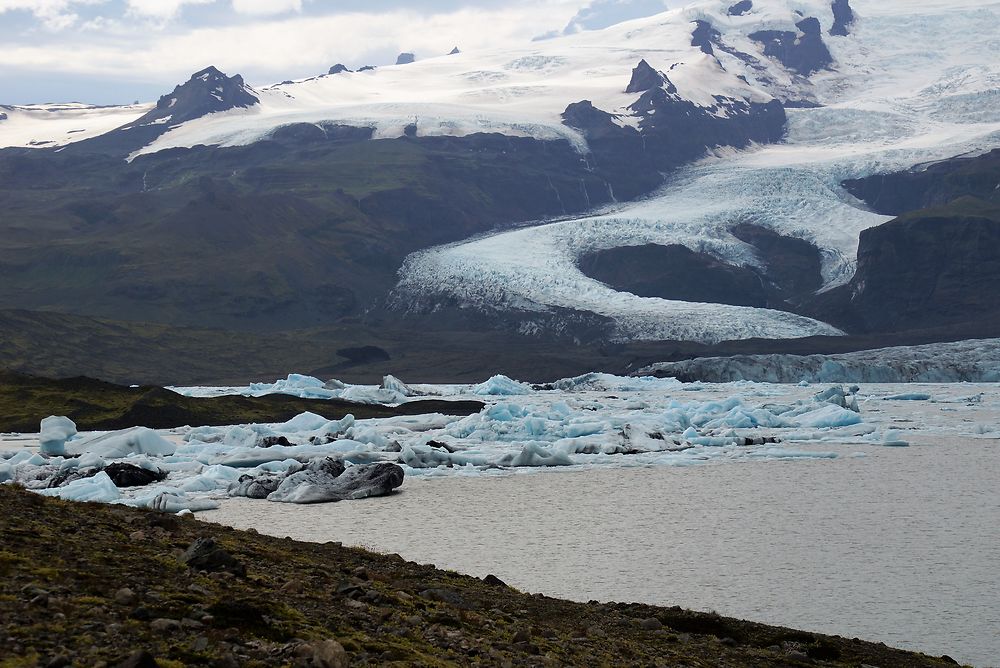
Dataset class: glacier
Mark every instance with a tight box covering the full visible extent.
[392,0,1000,343]
[638,338,1000,382]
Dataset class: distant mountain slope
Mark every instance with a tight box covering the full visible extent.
[0,0,998,379]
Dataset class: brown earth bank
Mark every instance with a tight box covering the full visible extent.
[0,485,968,667]
[0,370,483,434]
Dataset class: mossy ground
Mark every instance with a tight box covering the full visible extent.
[0,485,966,667]
[0,370,482,433]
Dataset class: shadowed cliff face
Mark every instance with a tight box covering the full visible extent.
[813,200,1000,333]
[576,226,823,313]
[842,149,1000,215]
[811,151,1000,334]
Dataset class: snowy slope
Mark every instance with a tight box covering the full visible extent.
[394,0,1000,343]
[0,0,823,156]
[0,102,151,149]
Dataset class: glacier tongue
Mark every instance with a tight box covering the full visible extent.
[393,0,1000,343]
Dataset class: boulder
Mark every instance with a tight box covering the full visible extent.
[179,537,246,576]
[396,52,415,65]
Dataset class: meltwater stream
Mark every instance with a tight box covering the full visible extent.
[205,431,1000,667]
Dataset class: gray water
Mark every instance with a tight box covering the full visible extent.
[205,436,1000,667]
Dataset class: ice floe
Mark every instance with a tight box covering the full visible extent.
[5,372,998,513]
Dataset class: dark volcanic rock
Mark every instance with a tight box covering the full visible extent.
[730,223,823,303]
[842,149,1000,215]
[691,20,721,55]
[578,244,768,307]
[830,0,855,36]
[749,19,833,75]
[180,537,246,576]
[132,66,258,127]
[328,64,351,75]
[449,46,460,55]
[814,200,1000,333]
[728,0,752,16]
[626,85,786,167]
[103,463,166,488]
[396,52,415,65]
[67,66,258,156]
[357,65,376,72]
[625,59,669,94]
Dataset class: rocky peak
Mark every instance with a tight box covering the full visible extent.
[328,64,351,75]
[449,47,461,55]
[625,59,672,94]
[749,16,833,76]
[396,52,415,65]
[128,66,258,129]
[830,0,854,36]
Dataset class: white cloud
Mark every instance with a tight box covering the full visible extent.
[124,0,214,20]
[231,0,301,16]
[0,0,106,30]
[1,1,596,102]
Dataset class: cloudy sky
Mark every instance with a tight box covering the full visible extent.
[0,0,668,105]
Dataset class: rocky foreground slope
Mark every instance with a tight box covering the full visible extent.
[0,485,966,667]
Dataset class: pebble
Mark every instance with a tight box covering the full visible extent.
[311,639,349,668]
[114,587,137,606]
[149,618,181,633]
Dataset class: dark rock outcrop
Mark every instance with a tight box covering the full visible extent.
[577,244,769,307]
[0,111,7,122]
[449,47,460,55]
[813,199,1000,333]
[131,66,258,127]
[749,18,833,75]
[842,149,1000,215]
[328,64,351,75]
[625,59,669,93]
[729,223,823,303]
[357,65,376,72]
[691,20,721,55]
[830,0,854,36]
[66,66,258,156]
[180,537,246,576]
[578,226,823,314]
[396,53,415,65]
[728,0,752,16]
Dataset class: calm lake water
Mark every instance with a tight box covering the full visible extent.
[206,431,1000,667]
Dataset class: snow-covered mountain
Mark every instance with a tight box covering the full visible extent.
[0,0,998,368]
